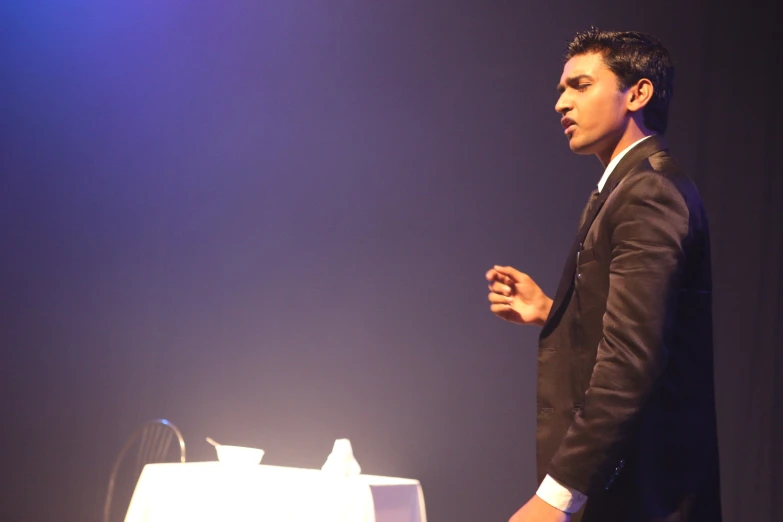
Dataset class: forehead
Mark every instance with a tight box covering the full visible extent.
[559,52,611,82]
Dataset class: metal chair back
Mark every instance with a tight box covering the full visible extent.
[103,418,185,522]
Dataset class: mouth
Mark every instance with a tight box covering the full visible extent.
[561,117,576,135]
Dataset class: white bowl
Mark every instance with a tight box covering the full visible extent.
[215,444,264,465]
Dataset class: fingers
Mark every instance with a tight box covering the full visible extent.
[486,267,525,289]
[486,268,514,285]
[488,292,513,304]
[488,281,512,296]
[492,265,525,281]
[489,303,512,314]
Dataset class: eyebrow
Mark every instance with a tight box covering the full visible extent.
[556,74,595,94]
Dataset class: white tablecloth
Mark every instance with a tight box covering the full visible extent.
[124,462,426,522]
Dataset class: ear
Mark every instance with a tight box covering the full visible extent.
[626,78,654,112]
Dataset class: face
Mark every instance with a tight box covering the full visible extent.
[555,52,630,160]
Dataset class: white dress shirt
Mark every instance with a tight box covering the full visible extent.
[535,134,655,513]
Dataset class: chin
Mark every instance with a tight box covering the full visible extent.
[568,138,594,155]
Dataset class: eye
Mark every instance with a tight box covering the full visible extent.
[576,83,591,91]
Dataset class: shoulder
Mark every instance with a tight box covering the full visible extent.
[612,150,703,215]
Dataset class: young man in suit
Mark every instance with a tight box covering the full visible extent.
[486,29,722,522]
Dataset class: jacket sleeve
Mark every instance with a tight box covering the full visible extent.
[546,169,690,495]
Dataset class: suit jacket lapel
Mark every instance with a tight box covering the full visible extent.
[539,135,669,339]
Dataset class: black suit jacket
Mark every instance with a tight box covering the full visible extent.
[536,136,722,522]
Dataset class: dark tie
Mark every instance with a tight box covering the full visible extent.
[578,188,601,229]
[542,187,603,332]
[541,182,618,338]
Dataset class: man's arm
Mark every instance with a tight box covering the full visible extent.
[546,170,690,494]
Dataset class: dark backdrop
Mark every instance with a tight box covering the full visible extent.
[1,1,780,521]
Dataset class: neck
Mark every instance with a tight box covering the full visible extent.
[597,122,653,167]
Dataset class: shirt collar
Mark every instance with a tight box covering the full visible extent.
[597,135,655,193]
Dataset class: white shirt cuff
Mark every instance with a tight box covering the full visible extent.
[535,474,588,514]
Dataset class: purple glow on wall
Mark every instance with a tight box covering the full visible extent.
[2,2,778,522]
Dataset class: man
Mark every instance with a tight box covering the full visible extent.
[486,29,721,522]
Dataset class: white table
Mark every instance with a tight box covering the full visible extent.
[124,462,426,522]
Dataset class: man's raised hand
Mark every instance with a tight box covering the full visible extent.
[486,265,553,326]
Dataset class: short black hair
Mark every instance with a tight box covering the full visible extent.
[564,28,674,134]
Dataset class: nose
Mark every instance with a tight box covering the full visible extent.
[555,92,571,115]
